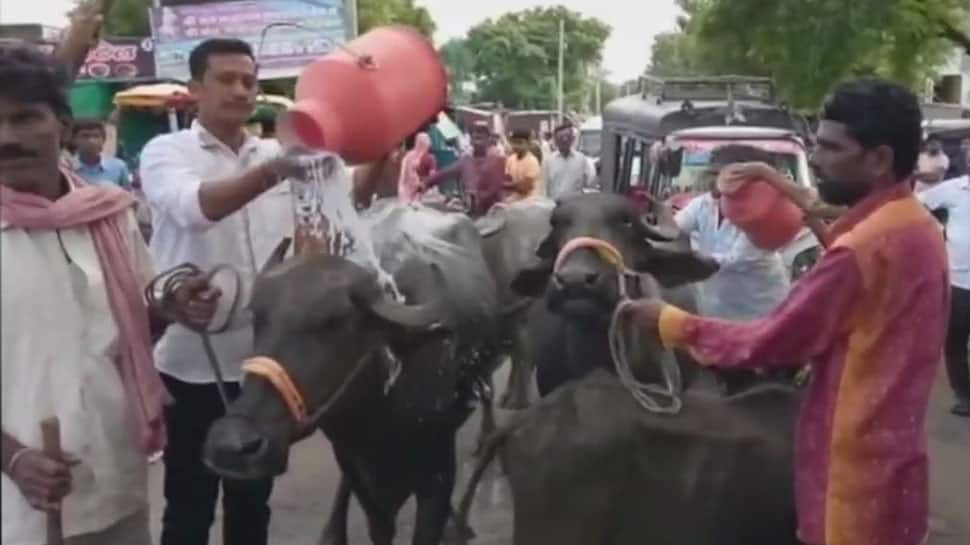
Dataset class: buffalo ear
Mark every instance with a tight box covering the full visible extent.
[637,214,679,242]
[637,247,719,288]
[535,232,558,260]
[511,258,554,297]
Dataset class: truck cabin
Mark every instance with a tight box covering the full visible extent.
[600,76,811,208]
[651,127,813,209]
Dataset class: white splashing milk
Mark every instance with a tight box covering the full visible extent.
[285,151,500,322]
[287,151,402,299]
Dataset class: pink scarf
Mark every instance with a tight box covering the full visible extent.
[0,171,169,454]
[398,133,436,204]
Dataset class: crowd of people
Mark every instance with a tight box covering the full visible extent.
[416,119,598,215]
[0,17,968,545]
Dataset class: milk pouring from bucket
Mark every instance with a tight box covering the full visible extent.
[281,26,448,164]
[276,25,448,256]
[287,152,351,256]
[285,150,400,299]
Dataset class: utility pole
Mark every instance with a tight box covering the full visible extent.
[347,0,359,38]
[595,68,602,115]
[557,17,565,123]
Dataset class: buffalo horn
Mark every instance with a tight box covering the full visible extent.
[369,293,443,330]
[260,238,292,274]
[368,264,446,330]
[638,216,679,242]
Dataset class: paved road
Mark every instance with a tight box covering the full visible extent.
[148,362,969,545]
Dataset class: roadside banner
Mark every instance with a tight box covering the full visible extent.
[77,37,157,81]
[150,0,349,81]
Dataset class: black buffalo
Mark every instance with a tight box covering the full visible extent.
[473,199,556,408]
[510,192,718,394]
[203,206,508,545]
[451,193,802,545]
[456,370,801,545]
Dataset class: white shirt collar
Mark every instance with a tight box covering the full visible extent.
[190,120,261,156]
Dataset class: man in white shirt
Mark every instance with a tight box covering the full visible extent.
[914,135,950,192]
[542,123,598,199]
[1,45,213,545]
[918,175,970,417]
[671,144,791,393]
[140,39,301,545]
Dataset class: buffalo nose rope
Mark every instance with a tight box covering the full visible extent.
[553,237,684,415]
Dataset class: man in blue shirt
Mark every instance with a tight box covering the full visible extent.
[72,119,131,190]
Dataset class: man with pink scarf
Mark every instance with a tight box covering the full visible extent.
[0,46,214,545]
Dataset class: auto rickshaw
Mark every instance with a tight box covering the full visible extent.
[599,75,819,280]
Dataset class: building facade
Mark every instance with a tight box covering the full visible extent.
[936,47,970,109]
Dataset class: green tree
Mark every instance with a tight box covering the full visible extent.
[358,0,436,37]
[463,6,610,111]
[99,0,149,36]
[587,77,619,113]
[439,38,475,103]
[647,0,764,80]
[647,0,703,77]
[648,32,701,78]
[650,0,970,109]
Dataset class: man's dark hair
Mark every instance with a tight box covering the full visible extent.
[710,144,776,167]
[510,129,531,141]
[470,121,490,135]
[188,39,255,81]
[0,45,71,120]
[72,118,106,138]
[821,78,922,180]
[554,123,574,134]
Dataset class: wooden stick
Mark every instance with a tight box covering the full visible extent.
[40,417,64,545]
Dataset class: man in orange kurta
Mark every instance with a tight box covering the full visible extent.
[504,130,542,201]
[634,79,948,545]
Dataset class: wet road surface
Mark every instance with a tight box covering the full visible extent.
[148,362,969,545]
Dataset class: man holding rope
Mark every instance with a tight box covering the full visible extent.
[634,79,947,545]
[139,38,303,545]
